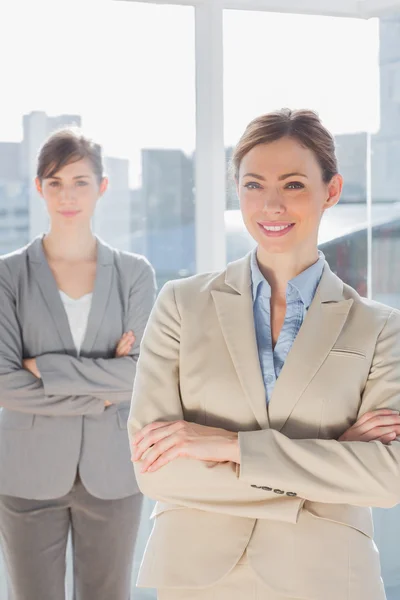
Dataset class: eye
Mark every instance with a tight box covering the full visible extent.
[285,181,304,190]
[76,180,89,187]
[244,182,262,190]
[49,181,60,187]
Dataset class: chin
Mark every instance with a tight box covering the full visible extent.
[258,242,292,255]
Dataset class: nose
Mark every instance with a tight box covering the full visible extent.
[59,185,76,203]
[261,188,285,215]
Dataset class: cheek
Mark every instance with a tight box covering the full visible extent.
[42,192,58,211]
[79,190,98,210]
[288,195,322,222]
[239,192,262,216]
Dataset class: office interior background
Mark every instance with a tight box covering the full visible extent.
[1,0,400,597]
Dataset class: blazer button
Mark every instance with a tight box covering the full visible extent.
[286,492,297,497]
[273,489,285,495]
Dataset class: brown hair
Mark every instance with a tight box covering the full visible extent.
[36,128,104,184]
[231,108,338,183]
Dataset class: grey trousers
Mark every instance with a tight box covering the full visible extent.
[0,474,143,600]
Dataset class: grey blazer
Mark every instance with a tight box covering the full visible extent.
[0,236,156,500]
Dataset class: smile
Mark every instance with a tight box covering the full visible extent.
[257,222,295,237]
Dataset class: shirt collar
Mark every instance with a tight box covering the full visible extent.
[250,248,325,308]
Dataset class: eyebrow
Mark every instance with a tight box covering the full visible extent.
[48,175,91,180]
[242,172,308,181]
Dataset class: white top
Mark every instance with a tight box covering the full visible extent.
[59,291,93,355]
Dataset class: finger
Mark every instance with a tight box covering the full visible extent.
[376,432,397,445]
[139,433,182,472]
[132,420,182,446]
[115,337,127,353]
[133,422,183,460]
[359,425,400,442]
[117,334,135,351]
[352,415,400,435]
[116,332,134,348]
[116,340,133,357]
[354,409,400,428]
[145,446,182,472]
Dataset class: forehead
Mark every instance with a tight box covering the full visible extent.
[48,158,94,179]
[239,137,321,177]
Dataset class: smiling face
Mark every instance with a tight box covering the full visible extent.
[35,158,108,228]
[236,136,342,263]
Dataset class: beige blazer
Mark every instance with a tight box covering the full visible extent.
[128,253,400,600]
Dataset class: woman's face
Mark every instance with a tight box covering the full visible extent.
[35,158,108,227]
[236,137,342,259]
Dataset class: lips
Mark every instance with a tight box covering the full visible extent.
[257,222,295,238]
[59,211,80,217]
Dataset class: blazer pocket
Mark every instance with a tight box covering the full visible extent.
[303,501,373,538]
[329,347,366,359]
[150,501,188,519]
[117,407,130,429]
[0,409,35,430]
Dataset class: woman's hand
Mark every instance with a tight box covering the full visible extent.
[23,358,41,379]
[115,331,135,358]
[132,421,240,473]
[339,409,400,444]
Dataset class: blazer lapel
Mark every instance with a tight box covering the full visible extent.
[28,236,114,356]
[80,238,114,355]
[28,237,76,353]
[212,255,269,429]
[268,265,354,431]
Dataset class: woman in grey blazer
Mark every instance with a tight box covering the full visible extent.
[0,129,156,600]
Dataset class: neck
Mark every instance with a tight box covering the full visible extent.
[43,225,97,262]
[256,246,320,299]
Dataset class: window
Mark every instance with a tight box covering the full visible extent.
[0,1,195,289]
[0,1,195,596]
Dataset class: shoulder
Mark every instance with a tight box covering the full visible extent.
[0,240,31,266]
[165,268,227,294]
[158,269,229,315]
[159,254,251,308]
[0,241,33,288]
[97,238,155,282]
[342,281,400,332]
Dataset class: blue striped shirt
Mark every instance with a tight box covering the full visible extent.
[250,249,325,404]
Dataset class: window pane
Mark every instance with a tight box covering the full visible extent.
[371,15,400,311]
[0,0,195,289]
[0,2,194,598]
[371,14,400,600]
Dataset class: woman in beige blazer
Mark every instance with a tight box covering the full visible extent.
[129,109,400,600]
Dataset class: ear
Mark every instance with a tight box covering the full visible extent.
[35,177,43,197]
[323,174,343,212]
[99,177,109,196]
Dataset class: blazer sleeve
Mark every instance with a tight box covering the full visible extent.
[36,260,157,404]
[0,262,104,416]
[237,309,400,509]
[128,281,304,520]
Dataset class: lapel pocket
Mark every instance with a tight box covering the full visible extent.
[329,348,366,359]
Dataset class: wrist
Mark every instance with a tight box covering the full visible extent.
[226,432,240,464]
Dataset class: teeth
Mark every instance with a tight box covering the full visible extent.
[262,224,291,231]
